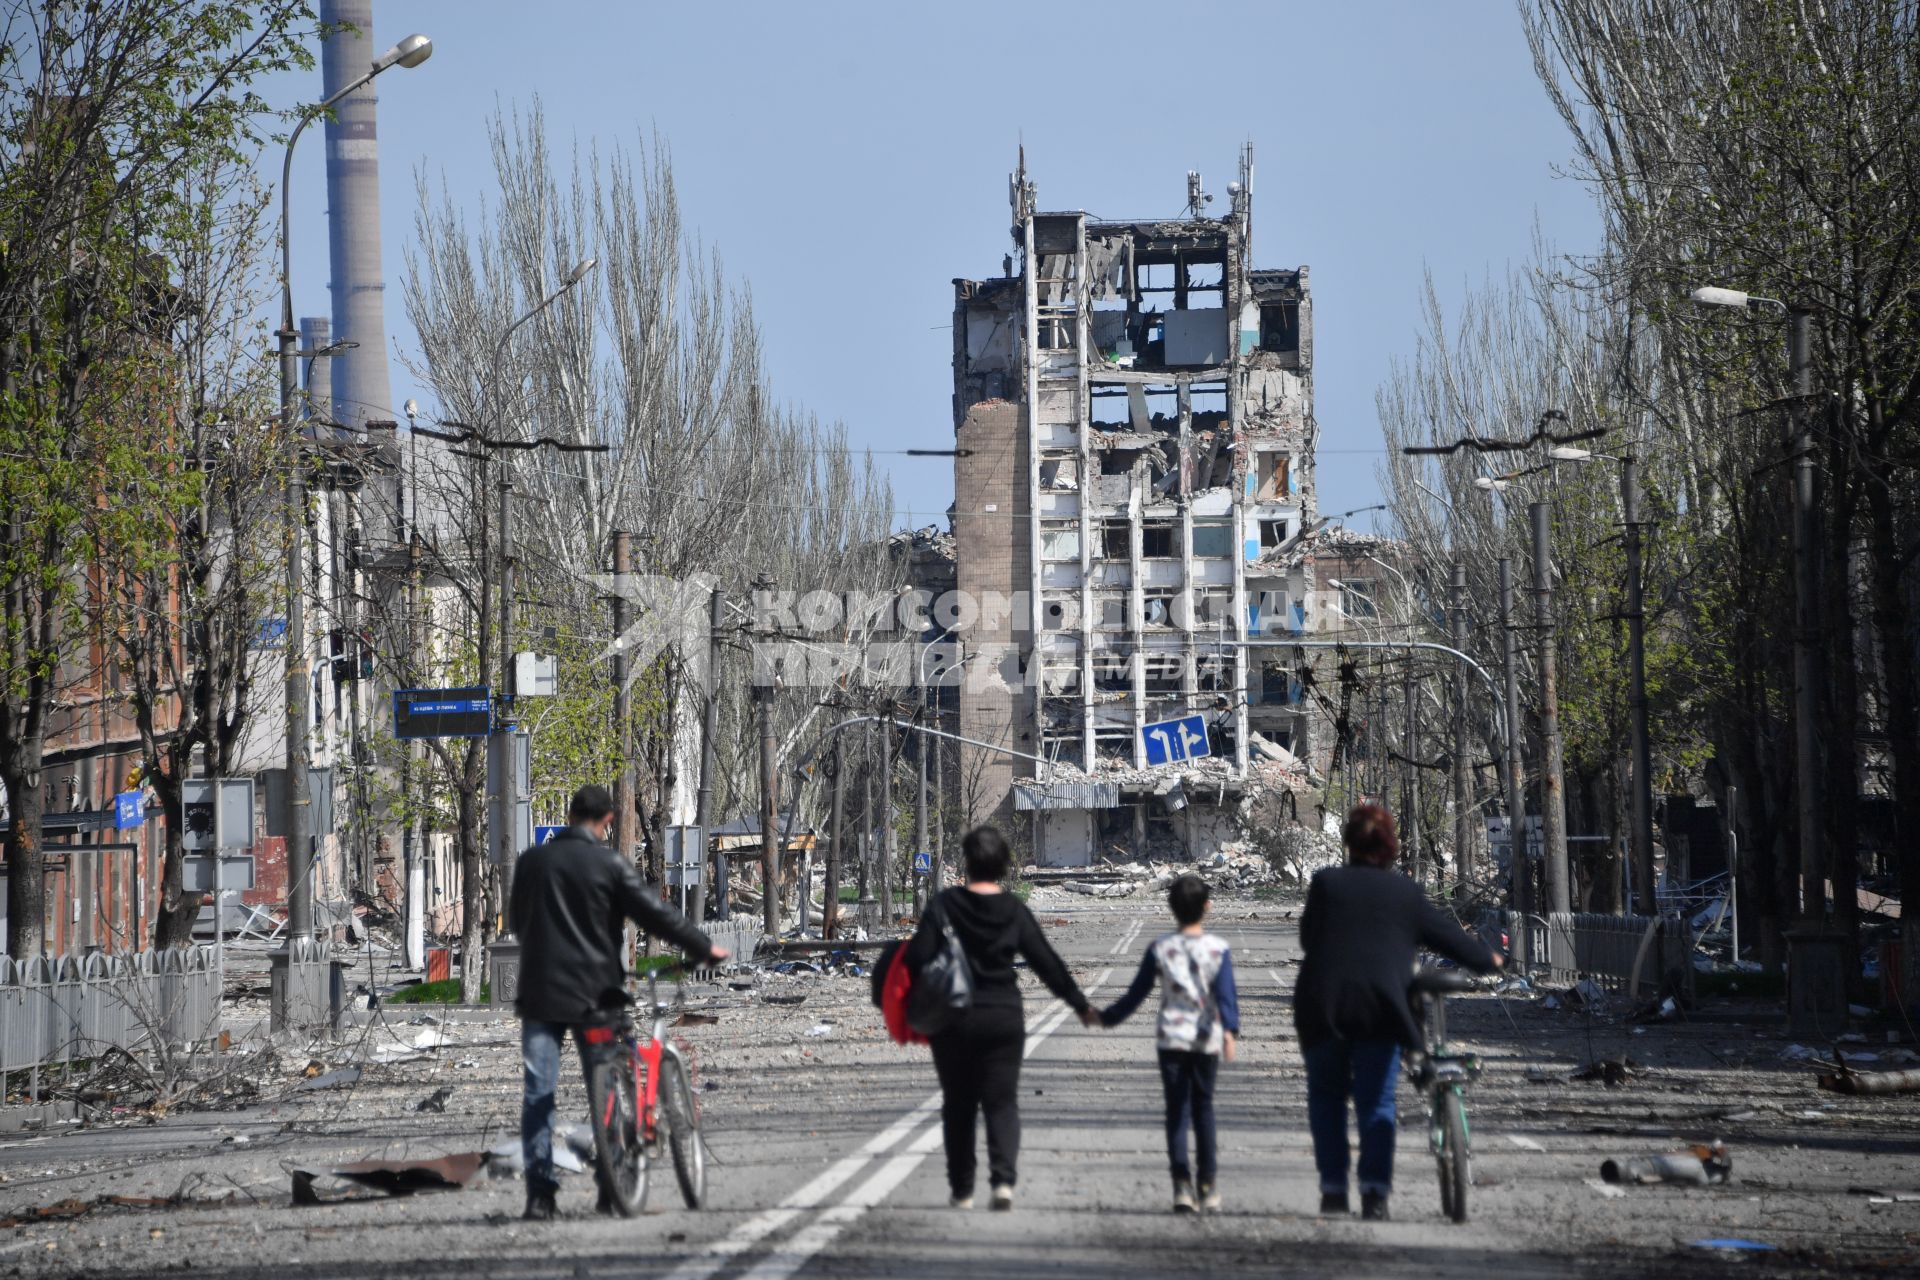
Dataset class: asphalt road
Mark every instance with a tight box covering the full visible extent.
[2,897,1916,1278]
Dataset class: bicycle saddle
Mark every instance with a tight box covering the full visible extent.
[1410,968,1480,996]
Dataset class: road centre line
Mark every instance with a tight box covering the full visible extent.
[672,935,1124,1280]
[738,966,1114,1280]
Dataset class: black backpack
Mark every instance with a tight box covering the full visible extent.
[906,893,974,1036]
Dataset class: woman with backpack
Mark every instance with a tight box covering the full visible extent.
[902,825,1096,1210]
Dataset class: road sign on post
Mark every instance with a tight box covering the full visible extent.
[1141,713,1210,767]
[114,791,144,830]
[912,851,933,876]
[394,687,492,740]
[534,825,565,846]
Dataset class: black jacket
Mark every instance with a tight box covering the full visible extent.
[507,825,716,1024]
[904,887,1089,1014]
[1291,865,1496,1051]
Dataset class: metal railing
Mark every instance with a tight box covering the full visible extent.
[0,945,223,1104]
[1481,910,1694,996]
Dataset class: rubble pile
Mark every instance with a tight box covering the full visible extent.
[1025,844,1300,903]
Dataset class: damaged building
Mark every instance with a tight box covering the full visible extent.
[951,151,1319,866]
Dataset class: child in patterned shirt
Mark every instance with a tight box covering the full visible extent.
[1099,873,1240,1213]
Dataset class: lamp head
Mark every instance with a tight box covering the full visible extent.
[1548,446,1592,462]
[565,257,598,286]
[374,33,433,72]
[1689,285,1749,310]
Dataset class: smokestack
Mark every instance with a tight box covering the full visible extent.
[319,0,393,431]
[299,316,332,430]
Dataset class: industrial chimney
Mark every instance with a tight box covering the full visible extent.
[318,0,393,431]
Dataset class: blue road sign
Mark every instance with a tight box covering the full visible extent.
[1141,713,1211,767]
[113,791,144,830]
[912,851,933,875]
[534,825,565,845]
[394,686,492,740]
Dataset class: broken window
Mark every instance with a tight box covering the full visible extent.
[1040,523,1081,562]
[1042,598,1072,631]
[1141,521,1174,558]
[1190,519,1232,558]
[1254,451,1291,501]
[1142,592,1176,627]
[1091,647,1133,690]
[1099,596,1127,629]
[1039,457,1080,491]
[1340,578,1378,621]
[1101,518,1130,559]
[1259,517,1293,549]
[1260,300,1301,354]
[1142,652,1184,692]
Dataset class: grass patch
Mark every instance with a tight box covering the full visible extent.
[1694,970,1786,1000]
[1012,882,1032,904]
[388,977,488,1004]
[838,885,860,904]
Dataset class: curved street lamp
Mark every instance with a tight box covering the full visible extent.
[275,34,431,950]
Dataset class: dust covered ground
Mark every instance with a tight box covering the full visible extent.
[0,891,1916,1278]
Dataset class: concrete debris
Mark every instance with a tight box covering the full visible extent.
[293,1067,361,1093]
[1570,1059,1641,1087]
[805,1022,834,1038]
[486,1124,593,1179]
[1818,1066,1920,1096]
[414,1086,454,1114]
[292,1152,488,1205]
[1600,1143,1731,1186]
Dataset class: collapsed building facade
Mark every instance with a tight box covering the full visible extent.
[951,153,1319,865]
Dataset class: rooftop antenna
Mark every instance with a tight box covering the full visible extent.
[1186,170,1212,218]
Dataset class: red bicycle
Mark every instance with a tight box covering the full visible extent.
[583,964,706,1215]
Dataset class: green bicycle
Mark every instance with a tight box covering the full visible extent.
[1408,968,1482,1223]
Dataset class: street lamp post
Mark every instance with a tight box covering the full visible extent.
[1689,287,1822,920]
[484,258,598,920]
[276,33,430,956]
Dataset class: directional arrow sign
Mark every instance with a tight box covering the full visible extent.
[1141,713,1211,767]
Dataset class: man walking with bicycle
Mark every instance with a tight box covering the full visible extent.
[508,784,728,1220]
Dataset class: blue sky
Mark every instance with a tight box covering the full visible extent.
[266,1,1597,533]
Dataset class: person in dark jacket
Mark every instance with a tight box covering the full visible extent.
[1292,804,1502,1222]
[904,825,1095,1211]
[507,784,726,1220]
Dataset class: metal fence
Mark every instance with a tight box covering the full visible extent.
[0,945,223,1102]
[1480,910,1694,996]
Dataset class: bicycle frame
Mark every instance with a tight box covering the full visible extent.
[584,973,677,1148]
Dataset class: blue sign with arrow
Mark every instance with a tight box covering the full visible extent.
[1141,713,1211,767]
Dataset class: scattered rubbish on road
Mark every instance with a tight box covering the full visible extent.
[1600,1142,1731,1186]
[1818,1066,1920,1096]
[415,1086,454,1113]
[1505,1134,1546,1151]
[292,1152,487,1205]
[486,1124,592,1179]
[763,994,807,1006]
[293,1066,362,1093]
[1688,1238,1776,1252]
[1583,1178,1627,1199]
[1571,1058,1640,1087]
[1779,1043,1822,1062]
[1524,1065,1566,1084]
[805,1022,834,1038]
[676,1011,719,1027]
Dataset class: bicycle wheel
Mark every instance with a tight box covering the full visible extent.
[663,1050,706,1208]
[1436,1088,1470,1223]
[587,1052,649,1216]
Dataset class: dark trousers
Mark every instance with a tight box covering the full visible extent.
[1303,1037,1402,1197]
[929,1003,1026,1196]
[1157,1048,1220,1185]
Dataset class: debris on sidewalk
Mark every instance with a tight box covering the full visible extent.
[1688,1238,1776,1252]
[291,1152,487,1205]
[1818,1066,1920,1096]
[1571,1058,1641,1087]
[1600,1142,1732,1186]
[414,1086,454,1114]
[486,1124,593,1179]
[293,1066,361,1093]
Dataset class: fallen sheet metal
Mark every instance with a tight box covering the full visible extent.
[292,1152,488,1205]
[293,1066,362,1092]
[1819,1066,1920,1096]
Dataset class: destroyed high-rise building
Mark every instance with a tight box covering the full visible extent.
[950,151,1318,865]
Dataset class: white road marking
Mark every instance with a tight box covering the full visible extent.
[1108,917,1145,955]
[1506,1134,1546,1152]
[668,930,1122,1280]
[1269,968,1286,987]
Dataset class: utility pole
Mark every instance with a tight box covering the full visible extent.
[610,532,636,864]
[1787,310,1822,919]
[693,587,726,922]
[1530,503,1571,917]
[825,729,845,937]
[930,716,945,891]
[279,325,313,944]
[1403,677,1420,883]
[1449,563,1472,888]
[859,722,876,932]
[878,708,894,924]
[1499,558,1532,967]
[755,576,779,937]
[1622,459,1657,915]
[491,473,520,923]
[914,710,929,916]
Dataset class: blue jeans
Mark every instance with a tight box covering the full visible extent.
[1303,1038,1401,1197]
[521,1020,599,1197]
[1157,1049,1220,1185]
